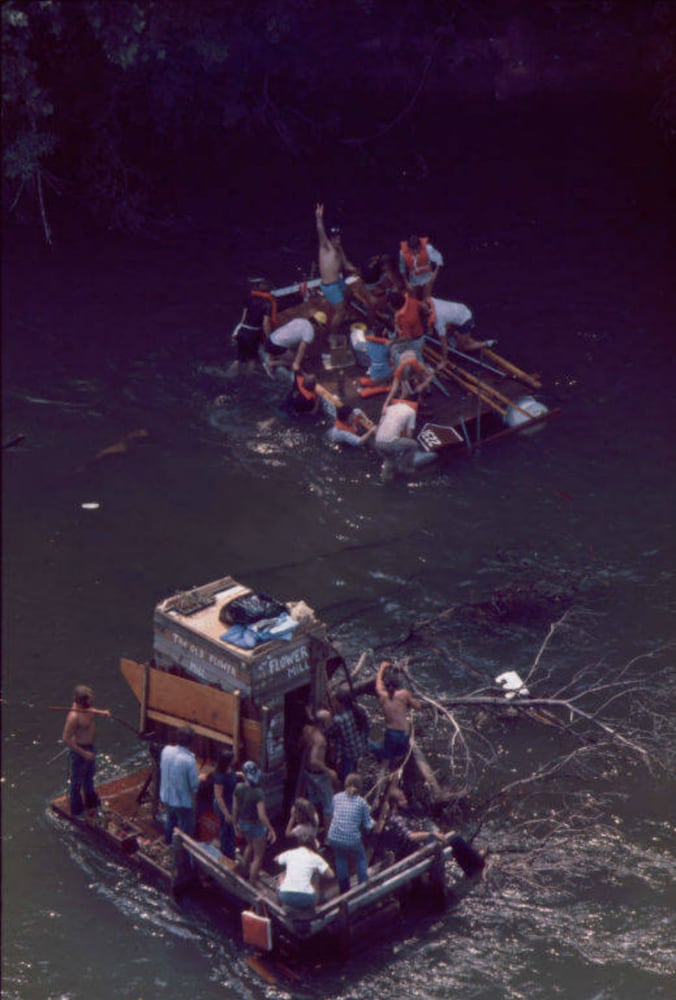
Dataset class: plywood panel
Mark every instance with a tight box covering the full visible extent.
[121,659,238,735]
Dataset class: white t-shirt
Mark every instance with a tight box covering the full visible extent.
[375,402,417,445]
[431,297,473,334]
[276,846,329,894]
[270,317,315,349]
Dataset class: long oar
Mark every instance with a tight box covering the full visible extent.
[427,346,534,421]
[481,347,542,389]
[47,706,147,740]
[452,365,535,420]
[426,337,506,378]
[424,347,506,416]
[436,363,506,415]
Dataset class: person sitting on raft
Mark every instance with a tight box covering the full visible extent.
[264,311,327,371]
[327,403,376,447]
[352,324,395,396]
[276,827,335,913]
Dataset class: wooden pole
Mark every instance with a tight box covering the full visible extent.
[409,740,442,801]
[139,661,150,734]
[482,347,542,389]
[427,344,535,420]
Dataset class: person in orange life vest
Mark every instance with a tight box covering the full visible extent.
[382,350,435,411]
[227,279,275,377]
[285,371,320,416]
[390,291,434,365]
[399,235,443,299]
[328,403,376,447]
[265,311,328,370]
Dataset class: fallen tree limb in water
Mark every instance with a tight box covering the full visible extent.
[330,610,674,872]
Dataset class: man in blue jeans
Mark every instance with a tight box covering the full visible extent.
[370,660,421,761]
[159,726,203,844]
[62,685,111,816]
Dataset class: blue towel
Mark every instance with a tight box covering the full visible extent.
[220,624,259,648]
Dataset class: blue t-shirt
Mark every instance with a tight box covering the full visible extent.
[160,744,199,808]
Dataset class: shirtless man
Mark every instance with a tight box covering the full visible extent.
[62,685,111,815]
[315,203,359,335]
[370,661,420,761]
[301,708,338,829]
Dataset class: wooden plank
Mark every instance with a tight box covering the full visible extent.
[241,717,263,763]
[139,661,150,733]
[145,709,235,745]
[121,658,239,737]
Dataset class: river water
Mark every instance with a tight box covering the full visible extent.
[2,96,675,999]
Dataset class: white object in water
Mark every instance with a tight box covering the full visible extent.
[80,502,100,510]
[495,670,530,699]
[504,395,549,428]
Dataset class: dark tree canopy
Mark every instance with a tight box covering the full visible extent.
[2,0,675,240]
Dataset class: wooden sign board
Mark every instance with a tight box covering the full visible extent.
[417,422,464,451]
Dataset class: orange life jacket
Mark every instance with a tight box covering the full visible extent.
[400,238,431,278]
[393,355,425,382]
[251,289,278,329]
[335,415,359,434]
[395,294,434,340]
[391,398,419,413]
[295,373,316,401]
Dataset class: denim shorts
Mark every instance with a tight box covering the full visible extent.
[239,819,267,840]
[320,278,347,304]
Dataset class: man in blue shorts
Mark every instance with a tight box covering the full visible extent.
[316,203,359,335]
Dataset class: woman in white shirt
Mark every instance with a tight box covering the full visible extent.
[275,830,334,911]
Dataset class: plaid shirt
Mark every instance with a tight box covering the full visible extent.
[327,791,374,847]
[331,709,367,764]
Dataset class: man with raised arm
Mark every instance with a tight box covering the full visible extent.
[370,661,421,761]
[62,685,111,816]
[315,203,360,334]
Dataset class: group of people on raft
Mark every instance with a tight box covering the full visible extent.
[206,659,482,914]
[228,204,491,480]
[64,663,484,918]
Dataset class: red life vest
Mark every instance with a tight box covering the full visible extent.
[295,373,316,401]
[391,398,419,412]
[334,415,360,434]
[251,289,278,329]
[400,238,431,278]
[395,294,434,340]
[393,355,425,382]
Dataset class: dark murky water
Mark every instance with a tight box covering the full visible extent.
[2,97,675,999]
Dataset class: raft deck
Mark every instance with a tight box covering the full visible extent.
[51,766,478,956]
[268,279,557,455]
